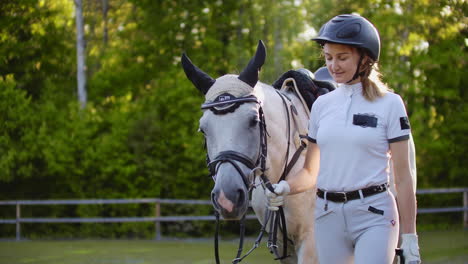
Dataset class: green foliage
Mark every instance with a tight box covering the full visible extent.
[0,75,35,182]
[0,0,465,238]
[0,0,75,101]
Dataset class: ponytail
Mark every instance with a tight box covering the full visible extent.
[358,49,391,101]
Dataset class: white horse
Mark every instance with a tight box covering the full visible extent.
[182,40,316,263]
[181,40,416,264]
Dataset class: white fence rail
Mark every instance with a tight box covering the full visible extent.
[1,188,467,241]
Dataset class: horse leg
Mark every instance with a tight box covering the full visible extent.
[295,234,318,264]
[276,233,318,264]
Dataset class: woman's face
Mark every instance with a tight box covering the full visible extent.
[323,43,361,84]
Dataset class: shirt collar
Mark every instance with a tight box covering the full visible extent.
[338,82,363,97]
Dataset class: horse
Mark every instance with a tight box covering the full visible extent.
[182,40,317,264]
[181,40,417,264]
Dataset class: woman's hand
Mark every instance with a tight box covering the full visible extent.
[400,233,421,263]
[265,181,290,211]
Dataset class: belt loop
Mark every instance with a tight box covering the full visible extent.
[358,189,364,203]
[324,191,328,211]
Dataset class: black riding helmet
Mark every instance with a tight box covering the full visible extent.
[312,14,381,61]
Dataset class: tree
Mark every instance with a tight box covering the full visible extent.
[75,0,87,108]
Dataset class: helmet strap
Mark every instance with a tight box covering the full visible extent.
[346,54,365,84]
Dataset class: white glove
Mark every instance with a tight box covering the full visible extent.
[400,233,421,264]
[265,181,290,211]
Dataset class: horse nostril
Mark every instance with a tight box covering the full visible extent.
[237,189,246,205]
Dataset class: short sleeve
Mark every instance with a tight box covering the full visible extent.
[387,94,411,143]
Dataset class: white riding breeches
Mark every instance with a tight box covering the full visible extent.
[314,190,399,264]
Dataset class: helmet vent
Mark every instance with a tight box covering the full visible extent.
[337,23,361,39]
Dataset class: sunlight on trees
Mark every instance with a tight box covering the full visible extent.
[0,0,465,238]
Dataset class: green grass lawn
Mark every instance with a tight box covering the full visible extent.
[0,230,466,264]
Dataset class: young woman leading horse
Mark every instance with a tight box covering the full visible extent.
[266,14,421,264]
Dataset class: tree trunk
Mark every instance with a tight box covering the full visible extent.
[75,0,87,108]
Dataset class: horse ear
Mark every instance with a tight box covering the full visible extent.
[238,40,266,88]
[181,53,216,95]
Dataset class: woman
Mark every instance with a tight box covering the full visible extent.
[266,14,421,264]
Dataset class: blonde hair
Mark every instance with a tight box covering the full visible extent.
[358,48,392,101]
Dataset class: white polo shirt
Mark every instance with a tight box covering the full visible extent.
[308,82,411,192]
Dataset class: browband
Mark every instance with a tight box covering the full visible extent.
[201,95,259,109]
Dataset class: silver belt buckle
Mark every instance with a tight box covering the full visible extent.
[336,192,347,202]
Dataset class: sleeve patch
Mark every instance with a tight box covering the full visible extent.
[399,116,410,130]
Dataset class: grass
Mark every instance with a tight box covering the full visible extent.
[417,229,468,263]
[0,239,273,264]
[0,230,466,264]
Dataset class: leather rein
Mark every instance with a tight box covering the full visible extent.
[201,92,307,264]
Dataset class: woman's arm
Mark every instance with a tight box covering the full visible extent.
[390,139,417,233]
[391,139,421,263]
[265,142,320,210]
[287,142,320,195]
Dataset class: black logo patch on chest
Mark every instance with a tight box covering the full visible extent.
[353,114,378,128]
[400,116,410,130]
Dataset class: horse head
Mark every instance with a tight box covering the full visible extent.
[182,41,266,220]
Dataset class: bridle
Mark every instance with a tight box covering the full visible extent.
[183,41,310,264]
[202,93,288,264]
[203,94,266,190]
[201,92,304,264]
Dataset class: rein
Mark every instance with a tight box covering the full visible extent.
[202,91,307,264]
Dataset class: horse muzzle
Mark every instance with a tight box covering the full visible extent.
[211,184,249,220]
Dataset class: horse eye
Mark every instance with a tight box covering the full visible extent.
[249,117,260,127]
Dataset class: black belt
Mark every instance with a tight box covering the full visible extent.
[317,183,388,203]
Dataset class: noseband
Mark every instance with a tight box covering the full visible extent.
[208,151,257,189]
[202,93,291,264]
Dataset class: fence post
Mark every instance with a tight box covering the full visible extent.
[16,202,21,241]
[464,191,467,229]
[155,201,161,240]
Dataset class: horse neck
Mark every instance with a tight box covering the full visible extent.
[255,83,310,183]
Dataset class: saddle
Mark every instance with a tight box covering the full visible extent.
[272,68,336,110]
